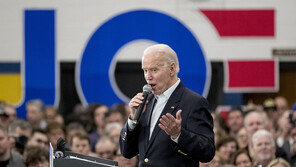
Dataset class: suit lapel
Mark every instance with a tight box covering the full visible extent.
[144,95,156,147]
[145,82,185,154]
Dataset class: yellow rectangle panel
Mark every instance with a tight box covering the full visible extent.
[0,74,21,104]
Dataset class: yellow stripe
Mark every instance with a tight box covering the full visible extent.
[0,74,21,104]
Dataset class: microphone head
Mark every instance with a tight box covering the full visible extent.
[143,84,152,93]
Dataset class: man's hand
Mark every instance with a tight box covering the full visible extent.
[128,93,144,119]
[159,110,182,139]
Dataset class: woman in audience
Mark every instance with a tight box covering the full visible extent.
[231,149,252,167]
[216,136,239,164]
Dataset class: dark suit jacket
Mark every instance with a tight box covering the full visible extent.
[120,82,215,167]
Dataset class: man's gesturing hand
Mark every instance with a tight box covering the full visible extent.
[159,110,182,139]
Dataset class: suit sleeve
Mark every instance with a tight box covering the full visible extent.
[176,97,215,162]
[119,122,140,159]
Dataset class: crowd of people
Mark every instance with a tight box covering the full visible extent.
[0,99,137,167]
[203,96,296,167]
[0,95,295,167]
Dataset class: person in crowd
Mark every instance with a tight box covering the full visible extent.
[104,122,122,146]
[0,125,25,167]
[95,136,116,160]
[236,127,248,149]
[113,146,138,167]
[23,146,49,167]
[26,99,47,130]
[252,129,276,167]
[44,105,64,125]
[275,96,289,117]
[111,103,130,121]
[65,122,86,144]
[26,129,49,149]
[216,136,239,163]
[88,103,109,152]
[120,44,215,166]
[244,111,266,155]
[70,131,96,156]
[263,98,278,123]
[227,107,244,137]
[230,149,253,167]
[0,103,17,129]
[45,122,65,150]
[212,112,228,144]
[8,119,32,154]
[267,158,291,167]
[276,110,293,160]
[105,109,125,126]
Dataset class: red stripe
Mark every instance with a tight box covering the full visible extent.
[227,60,275,88]
[200,9,275,37]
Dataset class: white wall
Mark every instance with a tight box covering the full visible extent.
[0,0,295,62]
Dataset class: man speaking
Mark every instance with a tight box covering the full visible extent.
[119,44,215,167]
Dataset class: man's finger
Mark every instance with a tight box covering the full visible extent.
[176,110,182,121]
[166,113,176,122]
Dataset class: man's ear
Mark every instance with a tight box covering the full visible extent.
[170,63,176,76]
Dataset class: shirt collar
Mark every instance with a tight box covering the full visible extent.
[155,79,180,100]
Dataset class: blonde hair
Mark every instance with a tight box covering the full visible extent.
[267,158,290,167]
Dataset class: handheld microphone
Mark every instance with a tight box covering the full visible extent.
[133,84,152,122]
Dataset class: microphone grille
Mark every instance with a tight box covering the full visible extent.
[143,84,152,93]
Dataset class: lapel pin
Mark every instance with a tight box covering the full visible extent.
[171,106,175,109]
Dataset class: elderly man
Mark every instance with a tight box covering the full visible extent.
[119,44,215,167]
[252,129,276,167]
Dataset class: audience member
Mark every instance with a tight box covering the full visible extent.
[26,129,49,149]
[0,125,25,167]
[230,149,252,167]
[95,136,116,160]
[267,158,291,167]
[227,107,244,137]
[23,146,49,167]
[216,136,239,163]
[8,119,32,154]
[70,132,96,156]
[45,122,65,150]
[105,109,125,125]
[236,127,248,149]
[88,103,108,152]
[26,99,47,130]
[252,129,276,167]
[66,122,86,143]
[104,122,122,146]
[44,106,64,125]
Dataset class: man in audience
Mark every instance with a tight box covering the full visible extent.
[252,129,276,167]
[26,129,49,149]
[227,107,244,137]
[23,146,49,167]
[70,132,96,156]
[45,122,65,150]
[8,119,32,154]
[95,136,116,160]
[0,125,24,167]
[105,109,125,125]
[26,99,47,130]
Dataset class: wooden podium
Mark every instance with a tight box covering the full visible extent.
[53,151,118,167]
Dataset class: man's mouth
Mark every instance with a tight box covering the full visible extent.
[150,84,156,88]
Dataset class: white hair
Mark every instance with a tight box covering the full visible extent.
[143,44,180,73]
[104,122,122,136]
[252,129,275,148]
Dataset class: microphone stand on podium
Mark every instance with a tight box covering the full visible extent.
[50,138,118,167]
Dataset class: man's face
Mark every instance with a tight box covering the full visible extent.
[94,106,108,127]
[253,135,275,161]
[142,52,174,95]
[27,104,42,123]
[0,130,10,156]
[245,113,264,139]
[106,113,123,125]
[96,140,115,159]
[71,137,90,155]
[27,132,48,148]
[228,110,244,133]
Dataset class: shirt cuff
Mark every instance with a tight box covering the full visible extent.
[171,133,180,143]
[127,117,137,131]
